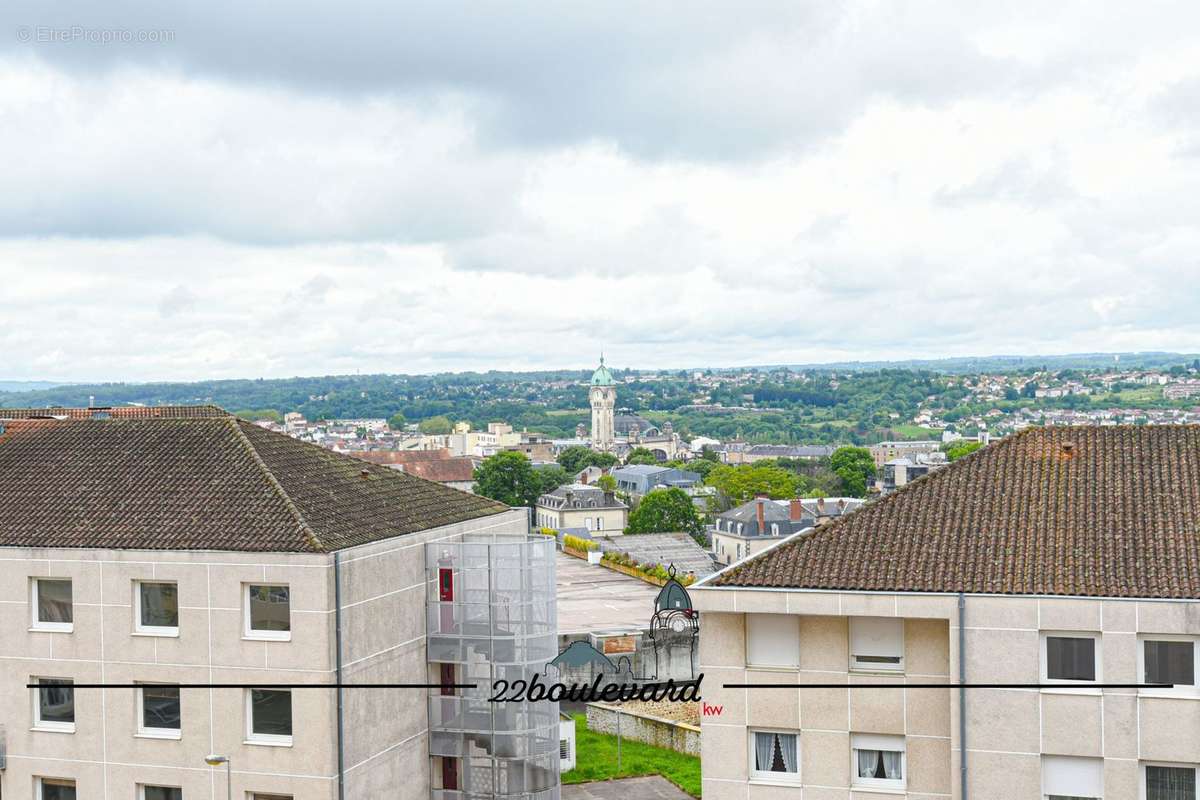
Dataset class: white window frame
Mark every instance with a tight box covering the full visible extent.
[30,577,74,633]
[1040,631,1101,691]
[139,785,183,800]
[1137,635,1198,697]
[134,580,179,637]
[243,584,292,642]
[850,733,906,792]
[245,689,293,746]
[849,617,905,673]
[748,728,801,784]
[1140,761,1198,800]
[36,777,77,799]
[770,523,779,536]
[31,677,76,733]
[1042,754,1103,800]
[136,683,182,739]
[746,614,800,669]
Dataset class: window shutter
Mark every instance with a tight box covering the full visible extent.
[1042,756,1102,798]
[850,618,903,658]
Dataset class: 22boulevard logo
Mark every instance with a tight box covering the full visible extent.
[493,563,703,704]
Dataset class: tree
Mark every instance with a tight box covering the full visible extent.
[535,464,572,495]
[596,474,617,493]
[625,488,703,535]
[556,445,618,474]
[625,447,659,465]
[704,464,799,504]
[472,451,544,507]
[418,415,453,435]
[387,412,407,430]
[830,446,875,498]
[944,440,983,461]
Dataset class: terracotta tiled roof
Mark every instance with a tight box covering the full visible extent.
[710,426,1200,599]
[402,457,477,484]
[0,410,508,553]
[352,449,451,465]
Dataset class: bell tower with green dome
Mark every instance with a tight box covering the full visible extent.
[588,355,616,452]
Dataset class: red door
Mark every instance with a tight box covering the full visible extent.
[438,566,454,633]
[442,756,459,790]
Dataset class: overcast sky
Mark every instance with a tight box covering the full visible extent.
[2,2,1200,382]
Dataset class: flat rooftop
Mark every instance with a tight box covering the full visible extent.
[555,552,659,636]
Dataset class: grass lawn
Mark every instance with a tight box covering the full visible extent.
[562,713,701,798]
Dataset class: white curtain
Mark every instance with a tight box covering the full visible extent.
[777,734,797,773]
[754,733,773,772]
[882,750,902,780]
[857,750,877,778]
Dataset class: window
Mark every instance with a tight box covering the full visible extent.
[37,778,76,800]
[245,585,290,640]
[138,684,181,737]
[32,578,73,632]
[247,689,292,744]
[770,524,779,536]
[33,678,75,732]
[851,734,905,791]
[750,730,799,782]
[1042,755,1102,799]
[141,787,182,800]
[1141,638,1197,695]
[1043,633,1099,684]
[850,617,904,672]
[746,614,799,668]
[1145,765,1196,800]
[135,581,179,635]
[251,795,293,800]
[597,517,604,531]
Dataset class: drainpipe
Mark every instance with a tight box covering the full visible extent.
[958,592,968,800]
[334,551,346,800]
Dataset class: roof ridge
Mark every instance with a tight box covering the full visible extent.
[229,418,326,552]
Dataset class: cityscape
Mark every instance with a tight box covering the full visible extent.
[4,3,1200,800]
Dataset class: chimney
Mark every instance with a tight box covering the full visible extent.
[816,497,826,516]
[789,498,803,522]
[837,498,847,513]
[756,498,766,533]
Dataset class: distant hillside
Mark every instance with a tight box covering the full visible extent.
[0,380,63,392]
[783,352,1200,374]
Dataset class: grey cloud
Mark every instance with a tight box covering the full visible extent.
[157,284,195,317]
[0,1,1075,161]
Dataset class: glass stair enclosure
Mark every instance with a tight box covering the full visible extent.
[427,534,560,800]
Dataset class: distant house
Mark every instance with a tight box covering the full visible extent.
[867,439,941,468]
[353,449,478,493]
[535,483,629,534]
[711,496,864,566]
[724,443,836,464]
[611,464,701,496]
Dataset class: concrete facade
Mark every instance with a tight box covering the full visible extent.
[693,587,1200,800]
[0,508,529,800]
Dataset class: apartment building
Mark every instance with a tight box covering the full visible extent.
[0,406,558,800]
[694,426,1200,800]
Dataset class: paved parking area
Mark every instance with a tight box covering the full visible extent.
[563,776,693,800]
[556,552,659,635]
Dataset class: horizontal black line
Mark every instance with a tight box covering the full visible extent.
[27,683,480,690]
[725,683,1173,689]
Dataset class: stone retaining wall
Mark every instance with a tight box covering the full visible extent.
[585,702,701,756]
